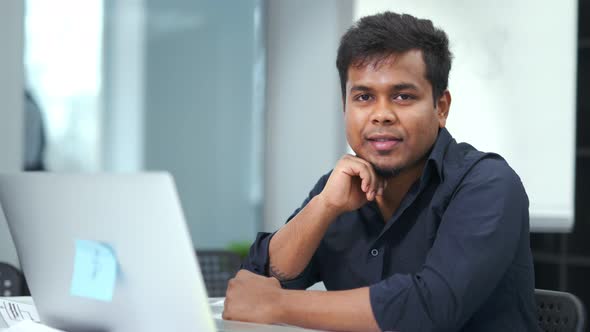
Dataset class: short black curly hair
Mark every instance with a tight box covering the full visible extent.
[336,12,452,104]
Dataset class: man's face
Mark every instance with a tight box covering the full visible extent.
[344,50,449,177]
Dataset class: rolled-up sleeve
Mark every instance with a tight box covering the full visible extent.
[369,158,528,331]
[241,173,331,289]
[241,231,276,275]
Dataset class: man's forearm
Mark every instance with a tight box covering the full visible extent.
[276,287,381,332]
[268,195,339,280]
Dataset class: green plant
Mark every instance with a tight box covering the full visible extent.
[226,241,252,259]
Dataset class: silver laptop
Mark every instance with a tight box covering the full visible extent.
[0,172,218,332]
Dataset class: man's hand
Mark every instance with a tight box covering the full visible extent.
[225,270,380,332]
[318,154,385,215]
[223,269,284,324]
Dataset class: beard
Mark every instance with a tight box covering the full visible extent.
[371,163,402,179]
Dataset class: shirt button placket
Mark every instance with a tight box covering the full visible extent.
[367,247,384,284]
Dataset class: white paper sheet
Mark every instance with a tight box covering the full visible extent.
[208,297,225,320]
[2,320,64,332]
[0,300,40,327]
[208,298,225,306]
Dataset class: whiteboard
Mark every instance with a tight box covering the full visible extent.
[355,0,578,232]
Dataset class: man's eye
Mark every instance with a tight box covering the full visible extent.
[357,94,372,101]
[394,94,414,101]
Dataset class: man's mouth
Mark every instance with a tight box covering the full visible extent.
[367,135,402,152]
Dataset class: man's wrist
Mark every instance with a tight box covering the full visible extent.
[314,194,344,220]
[273,288,289,324]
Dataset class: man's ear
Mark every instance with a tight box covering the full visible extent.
[436,90,451,128]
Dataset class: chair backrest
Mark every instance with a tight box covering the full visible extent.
[535,289,586,332]
[196,250,242,297]
[0,262,25,297]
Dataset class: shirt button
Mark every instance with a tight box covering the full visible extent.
[370,248,379,257]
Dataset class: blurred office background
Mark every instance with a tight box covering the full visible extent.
[0,0,588,309]
[0,0,350,282]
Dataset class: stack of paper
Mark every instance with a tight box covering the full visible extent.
[2,320,65,332]
[0,299,40,328]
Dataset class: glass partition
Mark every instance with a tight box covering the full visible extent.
[24,0,265,249]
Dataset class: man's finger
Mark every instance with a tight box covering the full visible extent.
[350,156,380,196]
[359,166,372,193]
[341,162,371,193]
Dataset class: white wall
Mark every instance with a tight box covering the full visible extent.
[355,0,578,232]
[264,0,353,231]
[0,0,24,267]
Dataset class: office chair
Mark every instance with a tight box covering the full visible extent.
[0,262,25,297]
[535,289,586,332]
[195,250,242,297]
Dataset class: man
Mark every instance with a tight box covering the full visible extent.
[223,11,539,332]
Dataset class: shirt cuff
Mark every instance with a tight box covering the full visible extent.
[369,275,417,331]
[241,231,318,290]
[241,231,276,276]
[278,261,317,290]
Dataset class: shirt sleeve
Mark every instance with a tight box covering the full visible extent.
[240,172,331,289]
[369,158,529,331]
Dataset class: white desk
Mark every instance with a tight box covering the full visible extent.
[1,297,321,332]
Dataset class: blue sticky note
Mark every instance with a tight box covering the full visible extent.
[70,240,118,302]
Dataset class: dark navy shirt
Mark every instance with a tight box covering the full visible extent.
[242,128,539,331]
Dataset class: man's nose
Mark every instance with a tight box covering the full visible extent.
[370,100,398,125]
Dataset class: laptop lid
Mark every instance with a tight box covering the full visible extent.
[0,172,216,332]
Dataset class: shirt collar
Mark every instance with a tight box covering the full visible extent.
[422,127,453,183]
[363,128,454,217]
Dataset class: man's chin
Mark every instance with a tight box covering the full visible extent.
[371,164,402,179]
